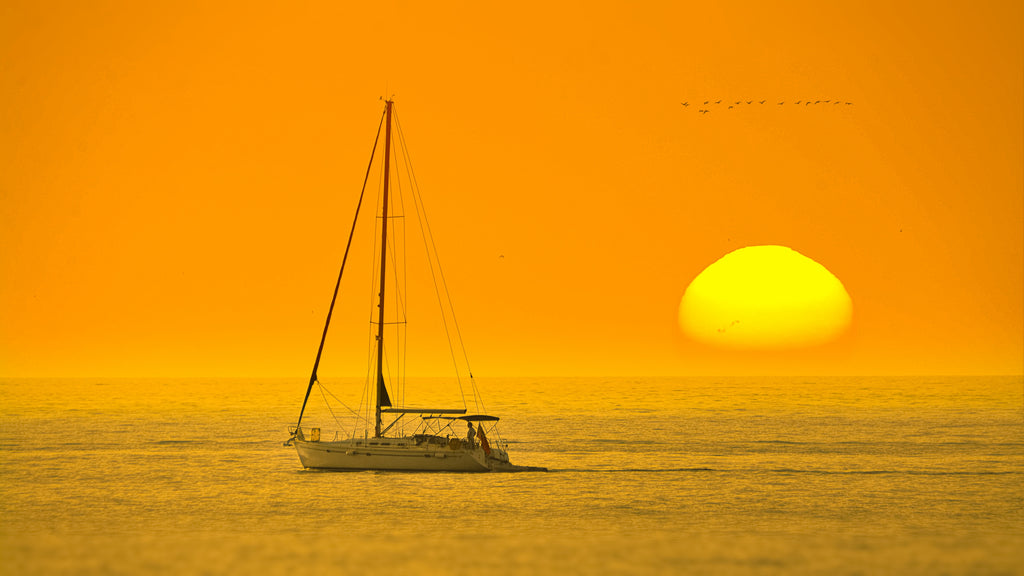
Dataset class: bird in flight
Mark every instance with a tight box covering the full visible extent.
[681,102,689,107]
[717,320,741,333]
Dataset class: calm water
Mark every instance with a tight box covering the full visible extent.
[1,376,1021,575]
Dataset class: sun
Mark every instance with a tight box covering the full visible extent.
[679,245,853,349]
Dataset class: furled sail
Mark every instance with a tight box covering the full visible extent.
[377,374,392,407]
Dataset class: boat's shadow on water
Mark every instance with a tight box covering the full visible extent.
[291,467,717,474]
[293,467,550,474]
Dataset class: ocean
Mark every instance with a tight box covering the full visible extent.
[1,376,1021,575]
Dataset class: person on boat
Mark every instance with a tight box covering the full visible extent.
[466,422,476,449]
[476,424,491,456]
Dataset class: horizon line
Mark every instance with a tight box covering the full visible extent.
[2,372,1021,380]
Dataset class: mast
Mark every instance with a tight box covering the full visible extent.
[375,99,395,436]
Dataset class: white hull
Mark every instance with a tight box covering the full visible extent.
[293,437,507,472]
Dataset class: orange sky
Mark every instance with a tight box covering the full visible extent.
[1,1,1021,377]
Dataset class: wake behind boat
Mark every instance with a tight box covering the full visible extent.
[285,100,544,472]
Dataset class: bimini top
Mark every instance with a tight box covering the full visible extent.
[381,407,466,415]
[422,414,500,422]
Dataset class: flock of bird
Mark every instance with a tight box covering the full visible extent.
[682,100,853,114]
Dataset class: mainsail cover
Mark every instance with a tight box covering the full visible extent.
[377,374,392,407]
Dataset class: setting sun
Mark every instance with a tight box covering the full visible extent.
[679,246,853,350]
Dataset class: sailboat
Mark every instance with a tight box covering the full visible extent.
[285,99,544,472]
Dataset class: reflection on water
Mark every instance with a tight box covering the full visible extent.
[1,376,1022,574]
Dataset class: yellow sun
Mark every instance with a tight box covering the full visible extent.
[679,245,853,349]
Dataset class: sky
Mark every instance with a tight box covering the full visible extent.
[1,1,1021,377]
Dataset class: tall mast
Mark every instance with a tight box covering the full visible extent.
[374,99,395,436]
